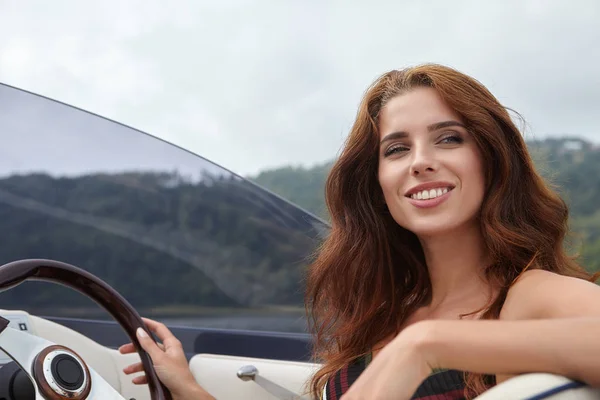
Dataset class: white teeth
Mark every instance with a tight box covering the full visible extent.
[410,187,451,200]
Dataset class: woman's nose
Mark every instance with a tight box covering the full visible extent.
[409,148,438,176]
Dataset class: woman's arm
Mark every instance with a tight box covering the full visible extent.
[341,270,600,400]
[421,269,600,386]
[421,317,600,386]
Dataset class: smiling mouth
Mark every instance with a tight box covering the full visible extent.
[405,186,454,200]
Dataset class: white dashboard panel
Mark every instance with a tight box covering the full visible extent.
[0,309,150,400]
[0,311,35,365]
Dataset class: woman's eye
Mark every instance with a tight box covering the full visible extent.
[439,134,463,145]
[384,145,408,157]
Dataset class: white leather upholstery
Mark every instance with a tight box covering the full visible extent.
[190,353,319,399]
[475,373,600,399]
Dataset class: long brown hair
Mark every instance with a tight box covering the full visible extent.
[305,64,599,398]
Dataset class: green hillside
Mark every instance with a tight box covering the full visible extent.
[251,137,600,273]
[0,171,324,315]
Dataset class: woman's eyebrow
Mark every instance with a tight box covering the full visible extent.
[380,131,408,146]
[427,120,466,132]
[380,120,465,145]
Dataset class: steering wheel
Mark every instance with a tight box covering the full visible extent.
[0,258,172,400]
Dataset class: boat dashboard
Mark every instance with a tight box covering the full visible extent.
[0,309,319,400]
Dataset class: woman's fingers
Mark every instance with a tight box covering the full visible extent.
[123,361,149,385]
[119,319,168,356]
[141,318,182,350]
[132,375,148,385]
[119,343,136,354]
[136,327,165,361]
[119,341,165,354]
[123,362,144,375]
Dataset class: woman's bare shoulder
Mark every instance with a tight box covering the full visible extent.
[500,269,600,320]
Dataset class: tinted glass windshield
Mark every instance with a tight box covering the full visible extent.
[0,83,329,332]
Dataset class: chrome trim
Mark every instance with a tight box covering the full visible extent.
[41,349,88,396]
[237,364,258,381]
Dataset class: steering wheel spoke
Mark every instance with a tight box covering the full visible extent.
[0,316,125,399]
[87,368,126,399]
[0,318,44,398]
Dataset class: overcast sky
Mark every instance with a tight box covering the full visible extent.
[1,0,599,176]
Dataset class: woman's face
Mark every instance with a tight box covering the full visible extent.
[377,87,485,237]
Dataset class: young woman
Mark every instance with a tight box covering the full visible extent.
[120,64,600,400]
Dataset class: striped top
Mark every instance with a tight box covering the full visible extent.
[322,353,473,400]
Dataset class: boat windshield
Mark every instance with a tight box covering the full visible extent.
[0,83,329,333]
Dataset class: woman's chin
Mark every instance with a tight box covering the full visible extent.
[400,218,467,238]
[409,225,456,238]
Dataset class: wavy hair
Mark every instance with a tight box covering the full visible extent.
[305,64,599,398]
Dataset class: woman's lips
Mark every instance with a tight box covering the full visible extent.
[406,188,453,208]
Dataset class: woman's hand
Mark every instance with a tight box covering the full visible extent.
[341,321,436,400]
[119,317,214,400]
